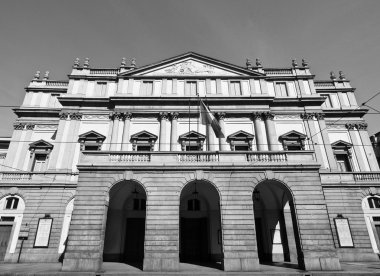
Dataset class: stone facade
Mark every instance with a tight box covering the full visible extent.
[0,52,379,272]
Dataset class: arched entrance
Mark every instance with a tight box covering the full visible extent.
[179,181,222,268]
[362,195,380,254]
[103,180,146,268]
[253,180,303,269]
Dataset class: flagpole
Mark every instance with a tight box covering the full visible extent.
[197,91,200,134]
[188,97,191,137]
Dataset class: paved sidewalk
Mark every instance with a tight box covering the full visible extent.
[0,261,379,275]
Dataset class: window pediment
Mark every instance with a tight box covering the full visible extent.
[179,131,206,151]
[130,131,158,140]
[331,140,352,150]
[227,130,254,151]
[279,130,307,141]
[279,130,307,151]
[78,130,106,151]
[130,131,158,151]
[29,140,54,151]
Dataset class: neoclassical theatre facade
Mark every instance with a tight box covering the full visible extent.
[0,52,380,272]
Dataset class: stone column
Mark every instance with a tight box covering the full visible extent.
[252,113,266,151]
[346,123,368,171]
[4,123,25,170]
[317,114,338,170]
[301,113,324,167]
[357,123,380,171]
[263,112,277,151]
[217,112,228,151]
[170,112,179,151]
[110,112,121,151]
[159,112,168,151]
[62,113,82,170]
[121,112,132,151]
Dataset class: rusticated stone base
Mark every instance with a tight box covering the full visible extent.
[143,257,179,271]
[303,251,341,271]
[223,257,260,271]
[62,258,101,272]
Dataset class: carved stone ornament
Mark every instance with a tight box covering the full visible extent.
[345,123,355,130]
[70,113,83,120]
[120,57,127,67]
[83,58,90,68]
[302,59,309,67]
[43,71,49,80]
[216,112,226,120]
[263,112,275,120]
[251,112,263,120]
[26,124,35,130]
[33,71,40,80]
[256,58,262,67]
[59,113,69,120]
[171,112,179,120]
[73,58,80,68]
[300,113,314,120]
[124,112,133,120]
[159,112,169,121]
[330,71,336,80]
[246,58,252,69]
[292,59,298,67]
[13,123,25,130]
[339,70,346,80]
[356,123,368,130]
[314,113,325,120]
[131,58,136,68]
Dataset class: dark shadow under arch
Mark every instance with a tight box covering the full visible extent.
[103,180,147,270]
[253,179,304,270]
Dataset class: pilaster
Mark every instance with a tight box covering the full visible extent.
[263,112,277,151]
[170,113,179,151]
[216,113,228,151]
[3,123,25,170]
[252,113,265,151]
[317,114,338,170]
[121,112,132,151]
[356,123,380,171]
[159,112,168,151]
[346,123,369,171]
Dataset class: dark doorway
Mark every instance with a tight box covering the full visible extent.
[255,218,265,262]
[180,217,208,262]
[124,218,145,262]
[0,225,12,261]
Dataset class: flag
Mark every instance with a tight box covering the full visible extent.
[200,100,225,138]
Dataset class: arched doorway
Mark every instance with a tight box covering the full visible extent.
[253,180,303,269]
[179,181,222,268]
[103,180,146,268]
[362,195,380,254]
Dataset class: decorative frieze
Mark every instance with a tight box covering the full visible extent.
[345,122,368,130]
[300,113,314,120]
[276,114,301,120]
[69,113,83,120]
[83,114,110,120]
[35,124,57,130]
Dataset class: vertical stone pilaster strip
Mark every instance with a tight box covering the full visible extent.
[49,115,67,170]
[110,113,120,151]
[252,113,265,151]
[357,123,379,171]
[62,113,82,170]
[317,114,338,170]
[170,113,179,151]
[301,113,324,167]
[17,123,35,170]
[346,123,368,171]
[4,123,25,170]
[121,113,132,151]
[159,112,168,151]
[263,112,277,151]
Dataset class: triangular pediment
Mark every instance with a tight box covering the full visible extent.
[78,130,106,141]
[179,131,206,140]
[279,130,307,141]
[331,140,352,149]
[130,130,158,140]
[227,130,255,141]
[120,52,264,77]
[29,139,54,149]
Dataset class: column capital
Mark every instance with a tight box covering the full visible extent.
[355,122,368,130]
[171,112,179,120]
[345,123,355,130]
[124,112,133,120]
[69,112,83,120]
[13,123,26,130]
[314,113,325,120]
[263,112,275,120]
[159,112,169,121]
[25,123,35,130]
[300,113,314,120]
[216,112,226,120]
[59,112,69,120]
[251,112,263,120]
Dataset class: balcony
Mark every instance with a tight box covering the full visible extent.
[320,172,380,185]
[79,150,317,169]
[0,171,78,184]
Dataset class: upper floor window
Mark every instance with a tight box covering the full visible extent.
[368,197,380,209]
[141,81,153,96]
[275,82,288,97]
[95,82,107,97]
[321,94,333,108]
[130,131,158,151]
[78,130,106,151]
[179,131,206,151]
[227,130,254,151]
[185,81,197,96]
[29,140,54,172]
[230,81,242,96]
[5,197,19,210]
[279,130,307,151]
[331,140,353,172]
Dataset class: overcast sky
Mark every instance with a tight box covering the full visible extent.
[1,0,380,137]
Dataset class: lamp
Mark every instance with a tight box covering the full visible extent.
[192,182,199,198]
[253,189,260,201]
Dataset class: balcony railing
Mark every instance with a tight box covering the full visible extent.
[0,171,78,183]
[80,150,316,166]
[320,172,380,184]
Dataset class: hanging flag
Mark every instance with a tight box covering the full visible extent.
[200,100,225,138]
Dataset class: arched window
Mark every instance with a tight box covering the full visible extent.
[368,197,380,209]
[362,195,380,254]
[0,195,25,255]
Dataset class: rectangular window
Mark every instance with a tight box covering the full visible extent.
[321,94,333,108]
[136,145,151,151]
[185,145,199,151]
[141,81,153,96]
[185,81,197,96]
[235,145,249,151]
[32,154,47,172]
[275,82,288,96]
[0,216,15,222]
[84,145,99,151]
[230,81,241,96]
[336,154,351,172]
[95,82,107,97]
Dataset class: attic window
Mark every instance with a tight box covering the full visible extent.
[78,131,106,151]
[331,140,353,172]
[279,130,307,151]
[226,130,254,151]
[179,131,206,151]
[28,140,54,172]
[130,131,158,151]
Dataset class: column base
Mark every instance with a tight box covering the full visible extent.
[143,257,179,271]
[223,257,260,271]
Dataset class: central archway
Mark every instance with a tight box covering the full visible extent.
[103,180,146,268]
[253,180,303,269]
[179,180,222,268]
